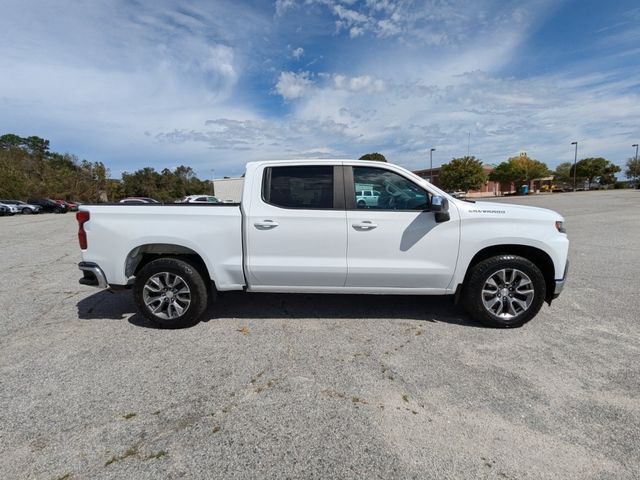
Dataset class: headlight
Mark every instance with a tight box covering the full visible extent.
[555,221,566,233]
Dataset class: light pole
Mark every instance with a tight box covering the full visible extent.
[633,144,639,161]
[211,169,215,195]
[571,141,578,191]
[429,148,436,183]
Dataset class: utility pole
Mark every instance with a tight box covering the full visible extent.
[429,148,436,183]
[211,169,215,195]
[571,141,578,191]
[633,144,639,162]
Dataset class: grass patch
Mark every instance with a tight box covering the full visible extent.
[212,426,221,433]
[105,446,139,466]
[402,394,409,403]
[123,412,137,420]
[146,450,167,460]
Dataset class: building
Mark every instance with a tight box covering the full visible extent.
[213,177,244,202]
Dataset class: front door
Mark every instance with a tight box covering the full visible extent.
[245,164,347,288]
[345,165,459,290]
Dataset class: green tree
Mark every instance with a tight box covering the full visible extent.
[359,152,387,162]
[489,154,550,186]
[553,162,573,184]
[0,132,212,202]
[572,157,620,187]
[625,157,640,183]
[438,156,487,192]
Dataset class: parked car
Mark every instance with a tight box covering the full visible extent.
[177,195,220,204]
[76,159,569,330]
[449,191,467,199]
[28,198,68,213]
[53,199,79,211]
[0,202,19,215]
[119,197,160,204]
[0,200,40,214]
[0,204,14,216]
[355,189,381,208]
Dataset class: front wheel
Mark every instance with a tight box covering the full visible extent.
[462,255,546,328]
[134,258,209,328]
[22,208,32,214]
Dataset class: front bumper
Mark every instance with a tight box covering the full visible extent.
[552,261,569,299]
[78,262,108,288]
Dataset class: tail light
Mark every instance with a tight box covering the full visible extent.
[77,211,90,249]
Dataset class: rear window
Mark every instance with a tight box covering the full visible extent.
[264,166,334,209]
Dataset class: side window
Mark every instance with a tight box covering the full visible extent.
[264,166,334,209]
[353,167,429,210]
[195,197,207,202]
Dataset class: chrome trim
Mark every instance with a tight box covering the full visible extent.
[78,262,108,288]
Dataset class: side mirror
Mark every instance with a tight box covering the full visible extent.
[430,195,450,223]
[430,195,448,213]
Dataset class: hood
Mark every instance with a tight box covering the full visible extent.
[457,200,564,221]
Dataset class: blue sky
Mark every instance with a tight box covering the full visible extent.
[1,0,638,179]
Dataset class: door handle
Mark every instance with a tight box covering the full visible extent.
[254,220,279,230]
[352,221,377,230]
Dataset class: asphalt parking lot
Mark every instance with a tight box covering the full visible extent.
[1,190,639,480]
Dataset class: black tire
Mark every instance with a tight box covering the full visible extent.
[22,208,32,214]
[133,257,209,328]
[462,255,546,328]
[357,200,366,208]
[54,207,62,214]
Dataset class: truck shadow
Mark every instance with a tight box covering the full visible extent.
[76,290,482,329]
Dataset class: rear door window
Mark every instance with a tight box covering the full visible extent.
[264,166,334,209]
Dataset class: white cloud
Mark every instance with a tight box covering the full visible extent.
[291,47,304,59]
[349,26,364,38]
[275,71,314,99]
[275,0,297,16]
[333,74,385,92]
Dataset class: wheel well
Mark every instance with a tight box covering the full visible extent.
[462,245,556,304]
[125,244,212,287]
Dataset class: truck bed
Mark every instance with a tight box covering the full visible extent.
[80,204,245,289]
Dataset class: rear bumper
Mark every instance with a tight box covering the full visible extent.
[553,261,569,299]
[78,262,108,288]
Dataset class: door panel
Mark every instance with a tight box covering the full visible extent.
[345,166,459,289]
[245,165,347,287]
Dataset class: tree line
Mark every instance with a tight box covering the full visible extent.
[437,154,628,193]
[361,150,635,192]
[0,134,211,202]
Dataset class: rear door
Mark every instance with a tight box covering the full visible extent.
[345,165,459,290]
[245,164,347,288]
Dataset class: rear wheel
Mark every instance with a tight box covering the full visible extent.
[53,207,62,213]
[462,255,546,328]
[22,207,32,214]
[134,258,208,328]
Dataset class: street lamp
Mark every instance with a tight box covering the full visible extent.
[571,141,578,191]
[429,148,436,183]
[211,169,215,195]
[633,144,639,161]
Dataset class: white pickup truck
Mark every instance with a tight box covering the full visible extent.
[77,159,569,328]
